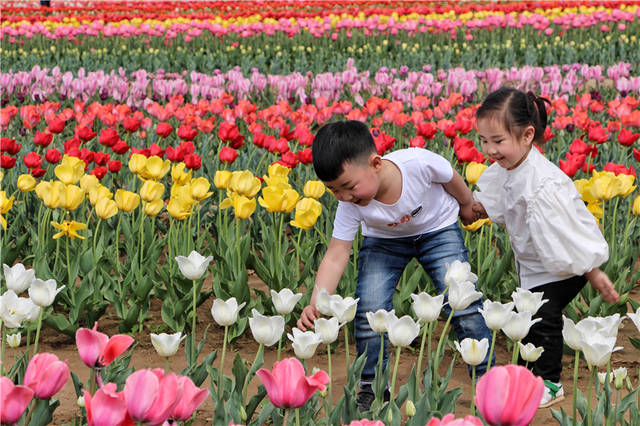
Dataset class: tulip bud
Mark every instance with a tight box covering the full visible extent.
[240,405,247,422]
[633,195,640,216]
[465,162,488,185]
[613,367,627,390]
[303,180,325,199]
[387,409,393,423]
[77,395,85,408]
[406,400,416,417]
[7,332,21,348]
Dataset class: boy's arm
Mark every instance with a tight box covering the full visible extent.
[585,268,619,304]
[442,169,475,225]
[297,237,352,331]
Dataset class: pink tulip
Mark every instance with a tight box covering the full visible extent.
[0,376,34,424]
[171,375,209,421]
[76,322,134,369]
[24,353,70,399]
[124,369,182,425]
[475,365,544,426]
[84,383,133,426]
[426,414,483,426]
[347,420,386,426]
[256,357,330,409]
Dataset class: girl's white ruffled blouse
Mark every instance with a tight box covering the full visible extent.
[473,147,609,290]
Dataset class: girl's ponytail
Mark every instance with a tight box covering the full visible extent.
[526,91,551,143]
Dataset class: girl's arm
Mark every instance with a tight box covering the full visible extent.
[442,169,475,225]
[585,268,619,304]
[297,237,352,330]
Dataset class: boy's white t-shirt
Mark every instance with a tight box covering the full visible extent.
[332,148,459,241]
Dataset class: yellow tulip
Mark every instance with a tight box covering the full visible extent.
[632,195,640,216]
[79,174,100,194]
[144,199,164,217]
[88,185,113,206]
[54,156,85,184]
[574,179,598,204]
[232,194,256,219]
[590,172,622,201]
[51,220,87,239]
[0,214,6,230]
[171,162,192,185]
[465,162,488,186]
[461,218,492,232]
[128,153,147,175]
[303,180,326,199]
[229,170,261,198]
[17,174,36,192]
[143,156,171,180]
[190,177,212,201]
[35,180,66,209]
[62,184,84,211]
[167,196,192,220]
[0,191,14,213]
[266,163,291,180]
[140,180,165,202]
[290,198,322,230]
[263,175,290,188]
[587,201,603,221]
[95,198,118,220]
[213,170,232,189]
[114,189,140,213]
[259,185,286,212]
[617,174,636,197]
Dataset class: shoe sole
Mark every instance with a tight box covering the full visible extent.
[540,394,565,408]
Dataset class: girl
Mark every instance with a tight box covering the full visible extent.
[471,87,619,408]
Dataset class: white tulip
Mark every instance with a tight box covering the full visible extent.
[150,332,185,357]
[479,300,515,330]
[512,288,548,315]
[448,280,482,311]
[627,307,640,333]
[270,289,303,315]
[366,309,395,333]
[562,316,584,351]
[581,332,616,368]
[287,327,322,359]
[454,338,489,366]
[3,263,35,294]
[314,317,341,344]
[329,295,359,324]
[518,342,544,362]
[0,290,37,329]
[249,309,284,346]
[598,371,612,385]
[28,278,65,307]
[613,367,627,389]
[175,250,213,280]
[501,311,542,341]
[577,314,623,339]
[444,260,477,287]
[211,297,246,326]
[6,332,21,348]
[315,288,341,316]
[385,315,420,347]
[410,293,444,323]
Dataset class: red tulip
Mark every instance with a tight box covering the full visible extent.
[24,152,42,169]
[416,121,438,139]
[410,136,426,148]
[124,369,182,425]
[559,152,585,178]
[94,152,111,166]
[256,357,329,409]
[587,122,608,144]
[45,148,62,164]
[75,125,96,142]
[543,127,555,142]
[183,153,201,170]
[218,122,241,144]
[34,130,53,147]
[0,376,34,424]
[617,128,639,146]
[83,383,133,426]
[633,148,640,162]
[268,138,290,155]
[297,148,313,165]
[108,160,122,173]
[219,146,238,164]
[75,322,134,369]
[165,145,185,162]
[24,353,70,399]
[155,122,173,138]
[99,128,120,147]
[1,137,21,155]
[48,116,66,134]
[475,364,544,426]
[278,151,298,168]
[148,143,165,158]
[122,116,141,133]
[91,166,108,180]
[1,154,16,169]
[177,124,198,141]
[171,375,209,421]
[111,140,130,155]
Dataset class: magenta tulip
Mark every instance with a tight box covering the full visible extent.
[124,369,182,425]
[83,383,133,426]
[171,375,209,421]
[76,322,134,369]
[256,357,330,409]
[0,377,34,424]
[426,414,483,426]
[475,365,544,426]
[24,353,70,399]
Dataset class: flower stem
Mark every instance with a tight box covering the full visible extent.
[218,325,229,394]
[433,309,454,388]
[138,214,145,269]
[416,322,429,395]
[389,345,402,400]
[486,329,497,371]
[165,357,170,374]
[511,340,520,365]
[192,279,197,362]
[573,350,580,426]
[66,237,73,304]
[277,336,282,362]
[90,368,97,395]
[327,343,333,404]
[243,343,263,404]
[295,408,301,426]
[92,218,101,261]
[587,366,595,426]
[0,321,4,376]
[32,308,44,356]
[344,326,350,370]
[471,366,476,416]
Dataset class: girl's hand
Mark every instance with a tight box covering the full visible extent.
[297,305,319,331]
[472,201,488,221]
[585,268,619,304]
[459,201,476,225]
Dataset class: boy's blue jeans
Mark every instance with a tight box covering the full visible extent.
[354,223,493,387]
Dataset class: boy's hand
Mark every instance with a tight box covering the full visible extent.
[585,268,619,304]
[472,201,488,221]
[459,201,476,225]
[297,305,319,331]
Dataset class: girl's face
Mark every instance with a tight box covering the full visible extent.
[477,117,534,170]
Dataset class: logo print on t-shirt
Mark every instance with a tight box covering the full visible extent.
[411,205,422,217]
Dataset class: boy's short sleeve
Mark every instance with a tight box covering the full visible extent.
[472,165,506,225]
[331,201,362,242]
[416,149,454,184]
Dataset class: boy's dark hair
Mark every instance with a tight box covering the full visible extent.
[312,121,377,181]
[476,87,551,144]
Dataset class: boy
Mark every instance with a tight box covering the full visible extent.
[297,120,493,412]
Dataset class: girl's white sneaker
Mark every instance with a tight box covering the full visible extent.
[540,380,564,408]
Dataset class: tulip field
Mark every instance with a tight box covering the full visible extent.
[2,1,640,425]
